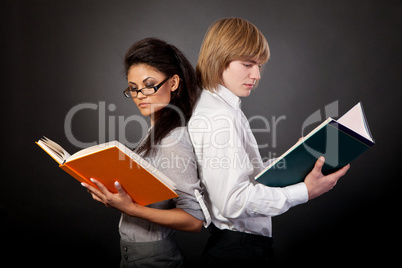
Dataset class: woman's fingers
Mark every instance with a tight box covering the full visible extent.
[82,180,109,205]
[114,181,126,195]
[90,178,112,195]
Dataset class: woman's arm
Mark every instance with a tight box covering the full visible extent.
[82,178,202,233]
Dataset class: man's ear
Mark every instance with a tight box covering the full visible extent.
[170,74,180,92]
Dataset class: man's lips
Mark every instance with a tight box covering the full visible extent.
[244,83,255,89]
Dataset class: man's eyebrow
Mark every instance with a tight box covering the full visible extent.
[241,58,262,65]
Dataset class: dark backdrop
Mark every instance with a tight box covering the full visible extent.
[1,0,401,266]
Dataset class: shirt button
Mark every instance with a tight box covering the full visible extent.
[124,255,128,260]
[123,246,128,252]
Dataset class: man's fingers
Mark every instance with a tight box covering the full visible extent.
[333,164,350,178]
[313,156,325,173]
[326,164,351,189]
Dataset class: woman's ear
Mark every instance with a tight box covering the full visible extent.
[170,74,180,92]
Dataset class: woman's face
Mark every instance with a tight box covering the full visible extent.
[221,59,262,97]
[127,64,179,124]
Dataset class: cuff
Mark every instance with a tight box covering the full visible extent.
[195,189,211,227]
[283,182,309,207]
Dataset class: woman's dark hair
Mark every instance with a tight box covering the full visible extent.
[124,38,200,156]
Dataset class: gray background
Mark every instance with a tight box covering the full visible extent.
[1,0,400,266]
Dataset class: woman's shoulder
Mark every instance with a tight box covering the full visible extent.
[159,126,192,149]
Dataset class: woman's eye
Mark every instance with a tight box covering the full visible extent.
[145,84,155,88]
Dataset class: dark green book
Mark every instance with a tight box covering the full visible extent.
[255,102,374,187]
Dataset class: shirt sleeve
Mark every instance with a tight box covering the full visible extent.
[189,110,308,219]
[154,129,206,222]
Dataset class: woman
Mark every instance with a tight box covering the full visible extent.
[82,38,208,267]
[188,18,350,267]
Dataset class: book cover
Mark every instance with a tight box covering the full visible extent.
[36,138,179,206]
[255,102,375,187]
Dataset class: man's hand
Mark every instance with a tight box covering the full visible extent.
[304,157,350,200]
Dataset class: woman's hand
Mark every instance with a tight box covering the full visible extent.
[82,179,138,215]
[82,179,202,232]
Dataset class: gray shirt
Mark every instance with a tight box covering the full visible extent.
[119,126,205,242]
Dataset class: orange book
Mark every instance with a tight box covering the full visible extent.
[36,137,178,206]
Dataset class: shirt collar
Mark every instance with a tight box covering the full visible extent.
[213,84,241,109]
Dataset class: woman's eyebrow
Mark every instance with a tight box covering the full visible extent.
[142,77,155,83]
[128,77,155,85]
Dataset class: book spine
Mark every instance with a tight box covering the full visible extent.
[59,164,95,187]
[329,121,374,147]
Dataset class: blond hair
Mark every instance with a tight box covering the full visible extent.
[196,18,270,91]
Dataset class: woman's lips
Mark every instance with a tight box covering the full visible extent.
[139,102,150,108]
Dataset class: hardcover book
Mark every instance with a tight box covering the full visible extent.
[255,102,374,187]
[36,137,178,205]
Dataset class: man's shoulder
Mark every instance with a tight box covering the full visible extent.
[192,90,239,119]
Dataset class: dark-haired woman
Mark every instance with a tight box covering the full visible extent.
[82,38,208,268]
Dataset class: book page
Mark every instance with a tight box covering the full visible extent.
[67,141,119,162]
[37,137,70,164]
[337,102,374,142]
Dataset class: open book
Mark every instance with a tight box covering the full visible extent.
[36,137,178,205]
[256,102,375,187]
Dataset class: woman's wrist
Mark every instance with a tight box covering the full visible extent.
[124,202,143,217]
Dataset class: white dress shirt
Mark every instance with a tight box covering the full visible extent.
[188,85,308,237]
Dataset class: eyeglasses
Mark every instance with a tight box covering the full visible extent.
[123,77,171,98]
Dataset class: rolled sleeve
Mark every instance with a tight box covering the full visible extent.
[154,128,206,222]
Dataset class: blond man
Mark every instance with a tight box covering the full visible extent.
[189,18,349,266]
